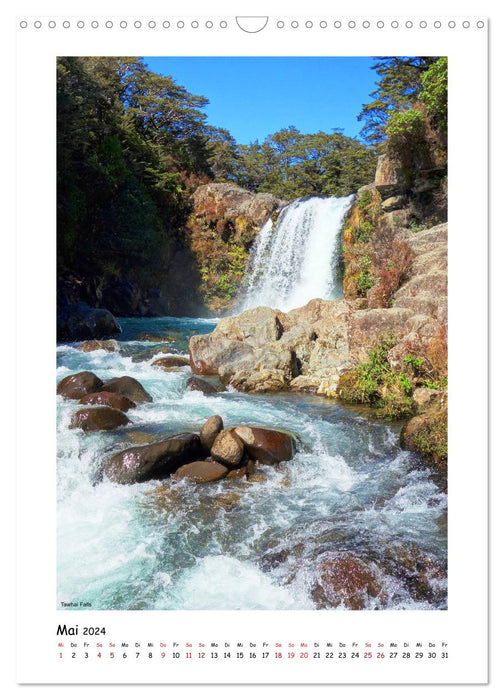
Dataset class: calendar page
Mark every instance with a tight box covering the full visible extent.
[15,0,488,686]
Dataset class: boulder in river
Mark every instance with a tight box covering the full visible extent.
[173,460,229,483]
[57,302,121,343]
[200,415,224,452]
[101,376,153,403]
[382,545,447,606]
[69,407,131,432]
[57,371,103,400]
[211,430,244,467]
[77,339,121,353]
[152,355,189,369]
[103,433,203,484]
[186,376,219,395]
[311,553,385,610]
[231,426,295,465]
[79,391,136,412]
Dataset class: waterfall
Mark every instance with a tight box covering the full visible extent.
[240,194,354,312]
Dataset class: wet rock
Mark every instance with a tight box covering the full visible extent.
[214,492,242,509]
[311,553,385,610]
[77,339,121,353]
[211,430,244,467]
[151,355,189,369]
[103,433,203,485]
[226,466,248,479]
[200,415,224,452]
[173,460,229,483]
[101,376,153,403]
[186,377,219,395]
[382,545,447,605]
[132,345,175,362]
[232,426,295,465]
[79,391,136,412]
[57,302,121,342]
[57,371,104,400]
[69,407,131,432]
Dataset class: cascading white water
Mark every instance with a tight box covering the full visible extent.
[241,194,354,311]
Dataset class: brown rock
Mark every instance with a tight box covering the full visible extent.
[312,553,384,610]
[186,377,219,395]
[232,426,295,465]
[374,154,409,197]
[200,415,224,451]
[211,430,244,467]
[189,335,254,375]
[218,347,298,393]
[79,391,136,412]
[101,376,152,403]
[152,355,189,369]
[103,433,203,484]
[173,460,228,483]
[77,339,121,353]
[226,467,248,479]
[214,306,284,346]
[57,371,103,400]
[69,407,131,432]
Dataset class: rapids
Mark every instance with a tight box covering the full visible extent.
[57,317,447,611]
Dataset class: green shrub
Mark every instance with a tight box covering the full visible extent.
[357,190,373,209]
[355,221,373,243]
[338,336,415,420]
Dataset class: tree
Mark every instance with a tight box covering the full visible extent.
[358,57,438,145]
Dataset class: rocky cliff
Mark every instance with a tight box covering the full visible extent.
[186,183,286,314]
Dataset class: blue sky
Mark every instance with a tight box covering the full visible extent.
[144,57,378,144]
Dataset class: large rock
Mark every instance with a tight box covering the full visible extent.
[100,376,152,403]
[57,371,103,400]
[232,426,295,465]
[79,391,136,412]
[192,183,285,235]
[101,280,147,317]
[173,460,229,483]
[69,407,131,432]
[348,308,414,362]
[374,154,409,197]
[189,335,254,375]
[211,430,244,467]
[200,415,224,451]
[218,347,298,393]
[311,553,385,610]
[214,307,284,346]
[152,355,189,369]
[103,433,203,484]
[186,377,219,395]
[57,302,121,343]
